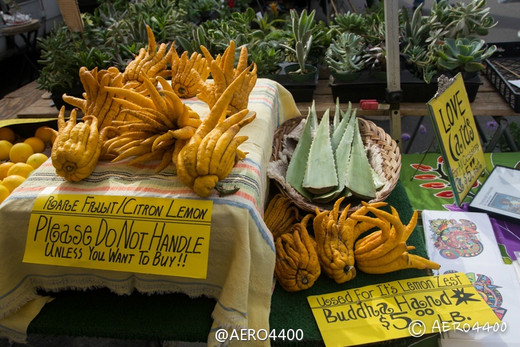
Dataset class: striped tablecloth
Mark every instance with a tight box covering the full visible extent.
[0,79,300,345]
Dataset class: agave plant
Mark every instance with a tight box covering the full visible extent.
[436,37,497,74]
[325,32,366,75]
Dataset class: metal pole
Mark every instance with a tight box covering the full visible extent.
[384,0,402,149]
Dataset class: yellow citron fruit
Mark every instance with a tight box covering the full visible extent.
[7,162,34,178]
[2,175,25,193]
[0,162,14,180]
[34,126,55,146]
[0,140,13,161]
[0,183,10,204]
[0,127,16,142]
[26,152,48,169]
[9,142,34,163]
[24,136,46,153]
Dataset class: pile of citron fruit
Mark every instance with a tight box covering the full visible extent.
[0,126,54,204]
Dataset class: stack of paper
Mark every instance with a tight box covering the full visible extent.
[422,210,520,346]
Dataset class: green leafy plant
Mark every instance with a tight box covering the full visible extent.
[37,24,112,93]
[249,42,284,76]
[37,0,192,94]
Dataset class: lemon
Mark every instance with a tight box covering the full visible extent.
[0,184,9,204]
[2,175,25,193]
[0,127,16,143]
[0,140,13,161]
[7,162,34,178]
[9,142,34,163]
[0,162,14,180]
[34,126,56,146]
[26,153,48,169]
[24,136,46,153]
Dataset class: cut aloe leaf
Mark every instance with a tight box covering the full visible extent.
[312,188,344,203]
[302,110,338,195]
[285,108,315,200]
[334,110,357,194]
[309,100,318,137]
[332,97,341,131]
[371,166,386,191]
[344,119,376,200]
[331,102,355,152]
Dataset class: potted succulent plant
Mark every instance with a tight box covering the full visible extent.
[436,37,497,79]
[281,8,318,81]
[325,0,498,103]
[325,32,366,82]
[273,8,319,101]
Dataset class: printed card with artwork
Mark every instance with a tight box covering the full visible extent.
[422,210,503,269]
[422,210,520,346]
[438,265,520,346]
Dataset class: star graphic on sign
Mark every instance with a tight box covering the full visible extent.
[451,288,480,305]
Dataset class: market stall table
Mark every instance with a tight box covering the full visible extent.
[0,81,439,346]
[23,180,434,347]
[0,79,300,345]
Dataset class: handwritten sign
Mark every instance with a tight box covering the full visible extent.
[427,73,486,205]
[307,273,500,347]
[23,194,213,279]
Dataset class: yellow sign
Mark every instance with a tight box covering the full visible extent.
[23,194,213,279]
[307,273,500,347]
[427,73,486,205]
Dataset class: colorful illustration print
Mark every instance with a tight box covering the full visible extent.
[445,270,508,320]
[430,218,484,259]
[467,272,508,320]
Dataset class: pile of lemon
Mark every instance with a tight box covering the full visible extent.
[0,126,55,204]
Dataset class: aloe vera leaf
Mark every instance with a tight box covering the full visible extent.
[344,120,376,199]
[331,103,355,152]
[332,98,341,131]
[371,166,386,191]
[334,110,357,193]
[312,188,345,203]
[309,100,318,136]
[285,111,314,200]
[302,111,338,195]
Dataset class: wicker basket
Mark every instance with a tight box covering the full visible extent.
[269,116,401,214]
